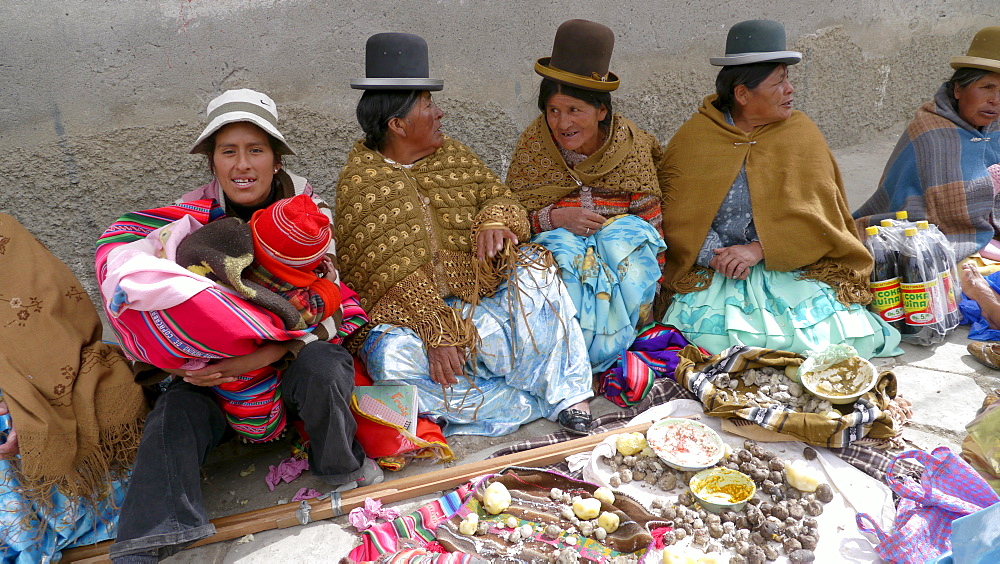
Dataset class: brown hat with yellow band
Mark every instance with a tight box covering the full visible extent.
[534,19,619,92]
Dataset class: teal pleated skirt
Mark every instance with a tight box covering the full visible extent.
[663,264,902,358]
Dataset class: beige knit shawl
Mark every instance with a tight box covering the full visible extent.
[507,113,665,212]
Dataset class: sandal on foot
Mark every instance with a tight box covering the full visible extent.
[558,408,593,436]
[968,341,1000,370]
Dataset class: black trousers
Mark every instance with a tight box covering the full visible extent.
[110,341,366,560]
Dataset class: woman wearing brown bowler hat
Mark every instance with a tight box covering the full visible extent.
[660,19,901,359]
[507,19,668,376]
[335,33,595,437]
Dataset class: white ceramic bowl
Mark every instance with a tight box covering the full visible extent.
[646,418,725,472]
[689,467,757,513]
[799,355,878,405]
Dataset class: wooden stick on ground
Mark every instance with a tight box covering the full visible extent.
[62,421,656,563]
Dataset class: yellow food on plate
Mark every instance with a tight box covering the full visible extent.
[785,459,822,492]
[483,481,512,515]
[593,487,615,506]
[572,497,602,520]
[616,432,647,456]
[597,511,620,533]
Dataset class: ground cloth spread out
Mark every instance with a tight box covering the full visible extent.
[350,362,909,560]
[674,345,900,448]
[581,401,895,562]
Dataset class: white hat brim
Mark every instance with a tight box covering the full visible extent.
[350,77,444,90]
[950,55,1000,74]
[190,111,295,155]
[709,51,802,67]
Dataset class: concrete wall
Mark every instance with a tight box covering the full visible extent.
[1,0,993,300]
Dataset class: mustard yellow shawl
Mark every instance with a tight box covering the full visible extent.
[661,95,872,305]
[334,137,531,352]
[506,113,665,212]
[0,213,146,506]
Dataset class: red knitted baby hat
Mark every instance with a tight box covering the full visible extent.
[250,194,330,270]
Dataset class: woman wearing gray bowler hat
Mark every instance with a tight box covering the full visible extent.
[104,88,380,563]
[660,19,901,359]
[506,19,668,379]
[335,32,595,437]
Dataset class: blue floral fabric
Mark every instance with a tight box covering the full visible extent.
[663,264,902,358]
[0,412,128,563]
[532,215,666,371]
[360,262,593,437]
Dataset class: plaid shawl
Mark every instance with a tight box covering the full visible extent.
[854,83,1000,259]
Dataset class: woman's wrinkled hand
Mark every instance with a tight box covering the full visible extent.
[476,227,518,260]
[710,242,764,280]
[0,401,18,457]
[428,345,465,387]
[167,342,292,387]
[550,207,605,237]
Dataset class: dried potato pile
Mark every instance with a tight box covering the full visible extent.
[713,367,838,418]
[603,438,832,564]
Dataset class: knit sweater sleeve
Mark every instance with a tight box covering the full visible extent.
[471,179,531,243]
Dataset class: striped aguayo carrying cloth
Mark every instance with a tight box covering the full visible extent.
[95,200,367,442]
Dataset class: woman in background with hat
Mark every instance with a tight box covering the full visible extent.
[507,19,667,373]
[101,89,378,563]
[660,19,901,358]
[335,33,594,436]
[854,26,1000,265]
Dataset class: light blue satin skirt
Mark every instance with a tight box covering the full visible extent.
[360,262,594,437]
[0,411,128,562]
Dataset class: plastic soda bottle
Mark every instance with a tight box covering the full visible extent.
[864,226,905,332]
[915,220,960,330]
[899,227,946,345]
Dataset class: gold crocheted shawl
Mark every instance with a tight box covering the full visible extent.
[335,137,531,352]
[0,213,147,511]
[661,95,873,305]
[506,113,666,212]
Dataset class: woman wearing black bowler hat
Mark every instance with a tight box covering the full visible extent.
[660,19,901,359]
[507,19,668,374]
[334,33,596,437]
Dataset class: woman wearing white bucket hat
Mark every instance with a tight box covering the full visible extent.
[104,89,379,562]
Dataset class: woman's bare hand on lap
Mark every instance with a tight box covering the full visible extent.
[550,207,605,237]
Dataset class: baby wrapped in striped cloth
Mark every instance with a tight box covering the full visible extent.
[97,196,365,442]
